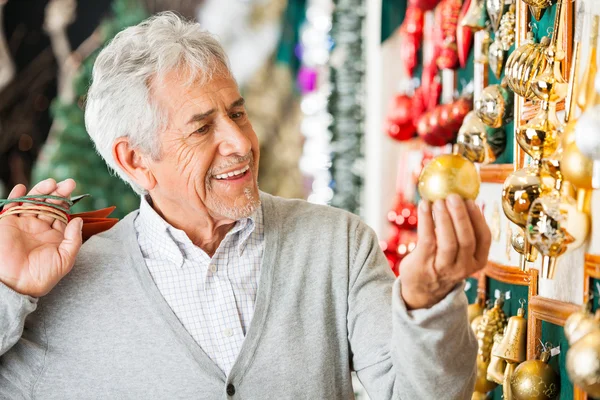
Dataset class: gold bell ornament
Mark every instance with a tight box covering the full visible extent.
[474,84,514,128]
[417,154,481,202]
[560,8,594,214]
[504,32,550,100]
[456,111,506,164]
[487,332,507,384]
[494,299,527,364]
[565,308,600,397]
[510,347,560,400]
[460,0,488,32]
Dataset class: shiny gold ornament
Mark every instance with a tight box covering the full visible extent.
[560,142,594,213]
[487,333,507,384]
[489,39,506,79]
[486,0,506,32]
[460,0,488,32]
[417,154,481,202]
[565,309,600,397]
[495,302,527,363]
[531,46,567,104]
[476,30,493,64]
[511,229,539,269]
[474,357,499,395]
[505,33,550,100]
[474,84,513,128]
[521,0,552,20]
[527,185,590,279]
[510,350,560,400]
[456,111,506,164]
[502,164,547,269]
[472,311,486,334]
[516,101,561,161]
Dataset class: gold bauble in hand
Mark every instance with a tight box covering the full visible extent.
[417,154,480,202]
[510,351,560,400]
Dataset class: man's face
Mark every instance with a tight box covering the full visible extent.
[146,69,260,221]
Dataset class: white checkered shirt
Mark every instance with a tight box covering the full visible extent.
[134,196,264,375]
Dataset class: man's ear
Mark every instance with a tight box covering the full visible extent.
[113,138,157,191]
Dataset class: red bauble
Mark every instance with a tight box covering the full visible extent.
[387,195,418,230]
[449,97,472,129]
[385,93,416,141]
[409,0,440,10]
[417,111,447,146]
[456,0,474,68]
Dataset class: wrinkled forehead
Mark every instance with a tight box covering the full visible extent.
[149,66,239,128]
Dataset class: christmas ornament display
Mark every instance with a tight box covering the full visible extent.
[510,348,560,400]
[565,309,600,397]
[456,111,506,164]
[399,6,425,77]
[417,154,480,201]
[474,84,514,128]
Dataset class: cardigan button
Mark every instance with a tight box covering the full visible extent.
[226,383,236,396]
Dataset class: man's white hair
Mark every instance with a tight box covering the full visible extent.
[85,12,231,194]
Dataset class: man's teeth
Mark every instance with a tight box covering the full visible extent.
[214,165,250,180]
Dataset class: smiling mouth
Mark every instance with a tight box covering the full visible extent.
[213,165,250,180]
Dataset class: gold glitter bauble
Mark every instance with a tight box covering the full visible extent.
[417,154,480,202]
[510,353,560,400]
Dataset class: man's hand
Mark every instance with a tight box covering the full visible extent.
[0,179,83,297]
[399,194,491,310]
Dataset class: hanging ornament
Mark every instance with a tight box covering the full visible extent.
[488,39,506,79]
[456,0,474,68]
[497,3,515,51]
[460,0,487,32]
[504,32,550,100]
[515,101,560,161]
[456,111,506,163]
[494,299,527,364]
[399,6,425,77]
[486,0,506,32]
[502,164,547,270]
[474,84,514,128]
[468,293,486,324]
[472,308,486,333]
[436,0,463,70]
[409,0,441,11]
[418,154,481,201]
[385,93,417,141]
[565,308,600,397]
[510,347,560,400]
[387,194,419,230]
[526,184,589,279]
[521,0,552,22]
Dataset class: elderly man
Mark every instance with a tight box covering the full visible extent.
[0,13,490,399]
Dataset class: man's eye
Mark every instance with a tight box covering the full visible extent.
[195,125,210,134]
[231,112,245,119]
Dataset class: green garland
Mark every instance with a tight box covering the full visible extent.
[327,0,365,215]
[33,0,148,218]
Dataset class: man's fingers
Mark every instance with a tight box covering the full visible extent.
[58,217,83,275]
[26,179,76,224]
[416,200,436,255]
[2,184,27,211]
[432,199,458,270]
[446,195,476,268]
[467,200,492,267]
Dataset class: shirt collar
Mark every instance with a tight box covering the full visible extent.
[136,195,260,267]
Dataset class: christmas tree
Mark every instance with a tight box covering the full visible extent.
[33,0,148,217]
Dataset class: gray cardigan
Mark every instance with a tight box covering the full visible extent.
[0,193,477,399]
